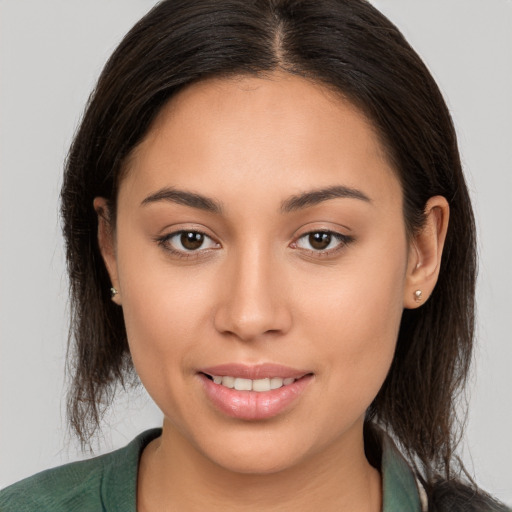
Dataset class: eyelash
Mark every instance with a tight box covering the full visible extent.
[292,230,354,256]
[155,230,219,259]
[155,229,354,260]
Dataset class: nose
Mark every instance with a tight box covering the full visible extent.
[213,243,292,342]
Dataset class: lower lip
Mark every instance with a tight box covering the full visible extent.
[199,374,313,420]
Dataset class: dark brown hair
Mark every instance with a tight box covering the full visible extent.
[61,0,502,508]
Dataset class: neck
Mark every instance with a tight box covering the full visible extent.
[137,419,382,512]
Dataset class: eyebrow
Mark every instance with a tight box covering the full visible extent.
[281,185,371,213]
[141,187,223,214]
[140,184,370,215]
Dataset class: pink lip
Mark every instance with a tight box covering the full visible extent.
[198,364,313,420]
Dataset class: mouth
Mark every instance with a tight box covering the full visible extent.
[201,373,301,392]
[198,364,314,420]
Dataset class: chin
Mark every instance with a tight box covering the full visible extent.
[209,445,304,475]
[191,424,314,475]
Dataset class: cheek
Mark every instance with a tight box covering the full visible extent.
[114,231,215,389]
[297,239,407,405]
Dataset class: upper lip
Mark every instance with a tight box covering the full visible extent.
[199,363,311,380]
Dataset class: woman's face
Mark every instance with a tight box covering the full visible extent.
[101,72,414,474]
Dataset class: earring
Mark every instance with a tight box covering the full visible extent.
[110,287,119,298]
[414,290,422,302]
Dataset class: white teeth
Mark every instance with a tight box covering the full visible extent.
[209,375,297,391]
[221,376,235,388]
[270,377,284,390]
[252,378,271,392]
[234,378,252,391]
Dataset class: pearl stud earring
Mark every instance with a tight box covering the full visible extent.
[414,290,422,302]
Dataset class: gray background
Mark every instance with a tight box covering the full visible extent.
[1,0,511,505]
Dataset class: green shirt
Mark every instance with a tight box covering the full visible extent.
[0,428,424,511]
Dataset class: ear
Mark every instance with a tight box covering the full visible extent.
[404,196,449,309]
[93,197,122,306]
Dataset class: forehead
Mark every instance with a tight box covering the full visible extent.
[122,72,400,208]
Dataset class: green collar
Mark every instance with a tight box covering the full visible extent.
[380,431,423,511]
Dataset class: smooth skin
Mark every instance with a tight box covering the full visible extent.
[95,72,449,512]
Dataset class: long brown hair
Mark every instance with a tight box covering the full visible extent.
[61,0,501,508]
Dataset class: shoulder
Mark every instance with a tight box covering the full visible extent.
[428,479,511,512]
[0,455,111,512]
[366,424,510,512]
[0,428,161,512]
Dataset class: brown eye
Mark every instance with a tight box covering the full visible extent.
[308,232,332,250]
[295,230,353,254]
[160,230,218,255]
[181,231,205,250]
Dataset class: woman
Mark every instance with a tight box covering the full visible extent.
[1,0,509,510]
